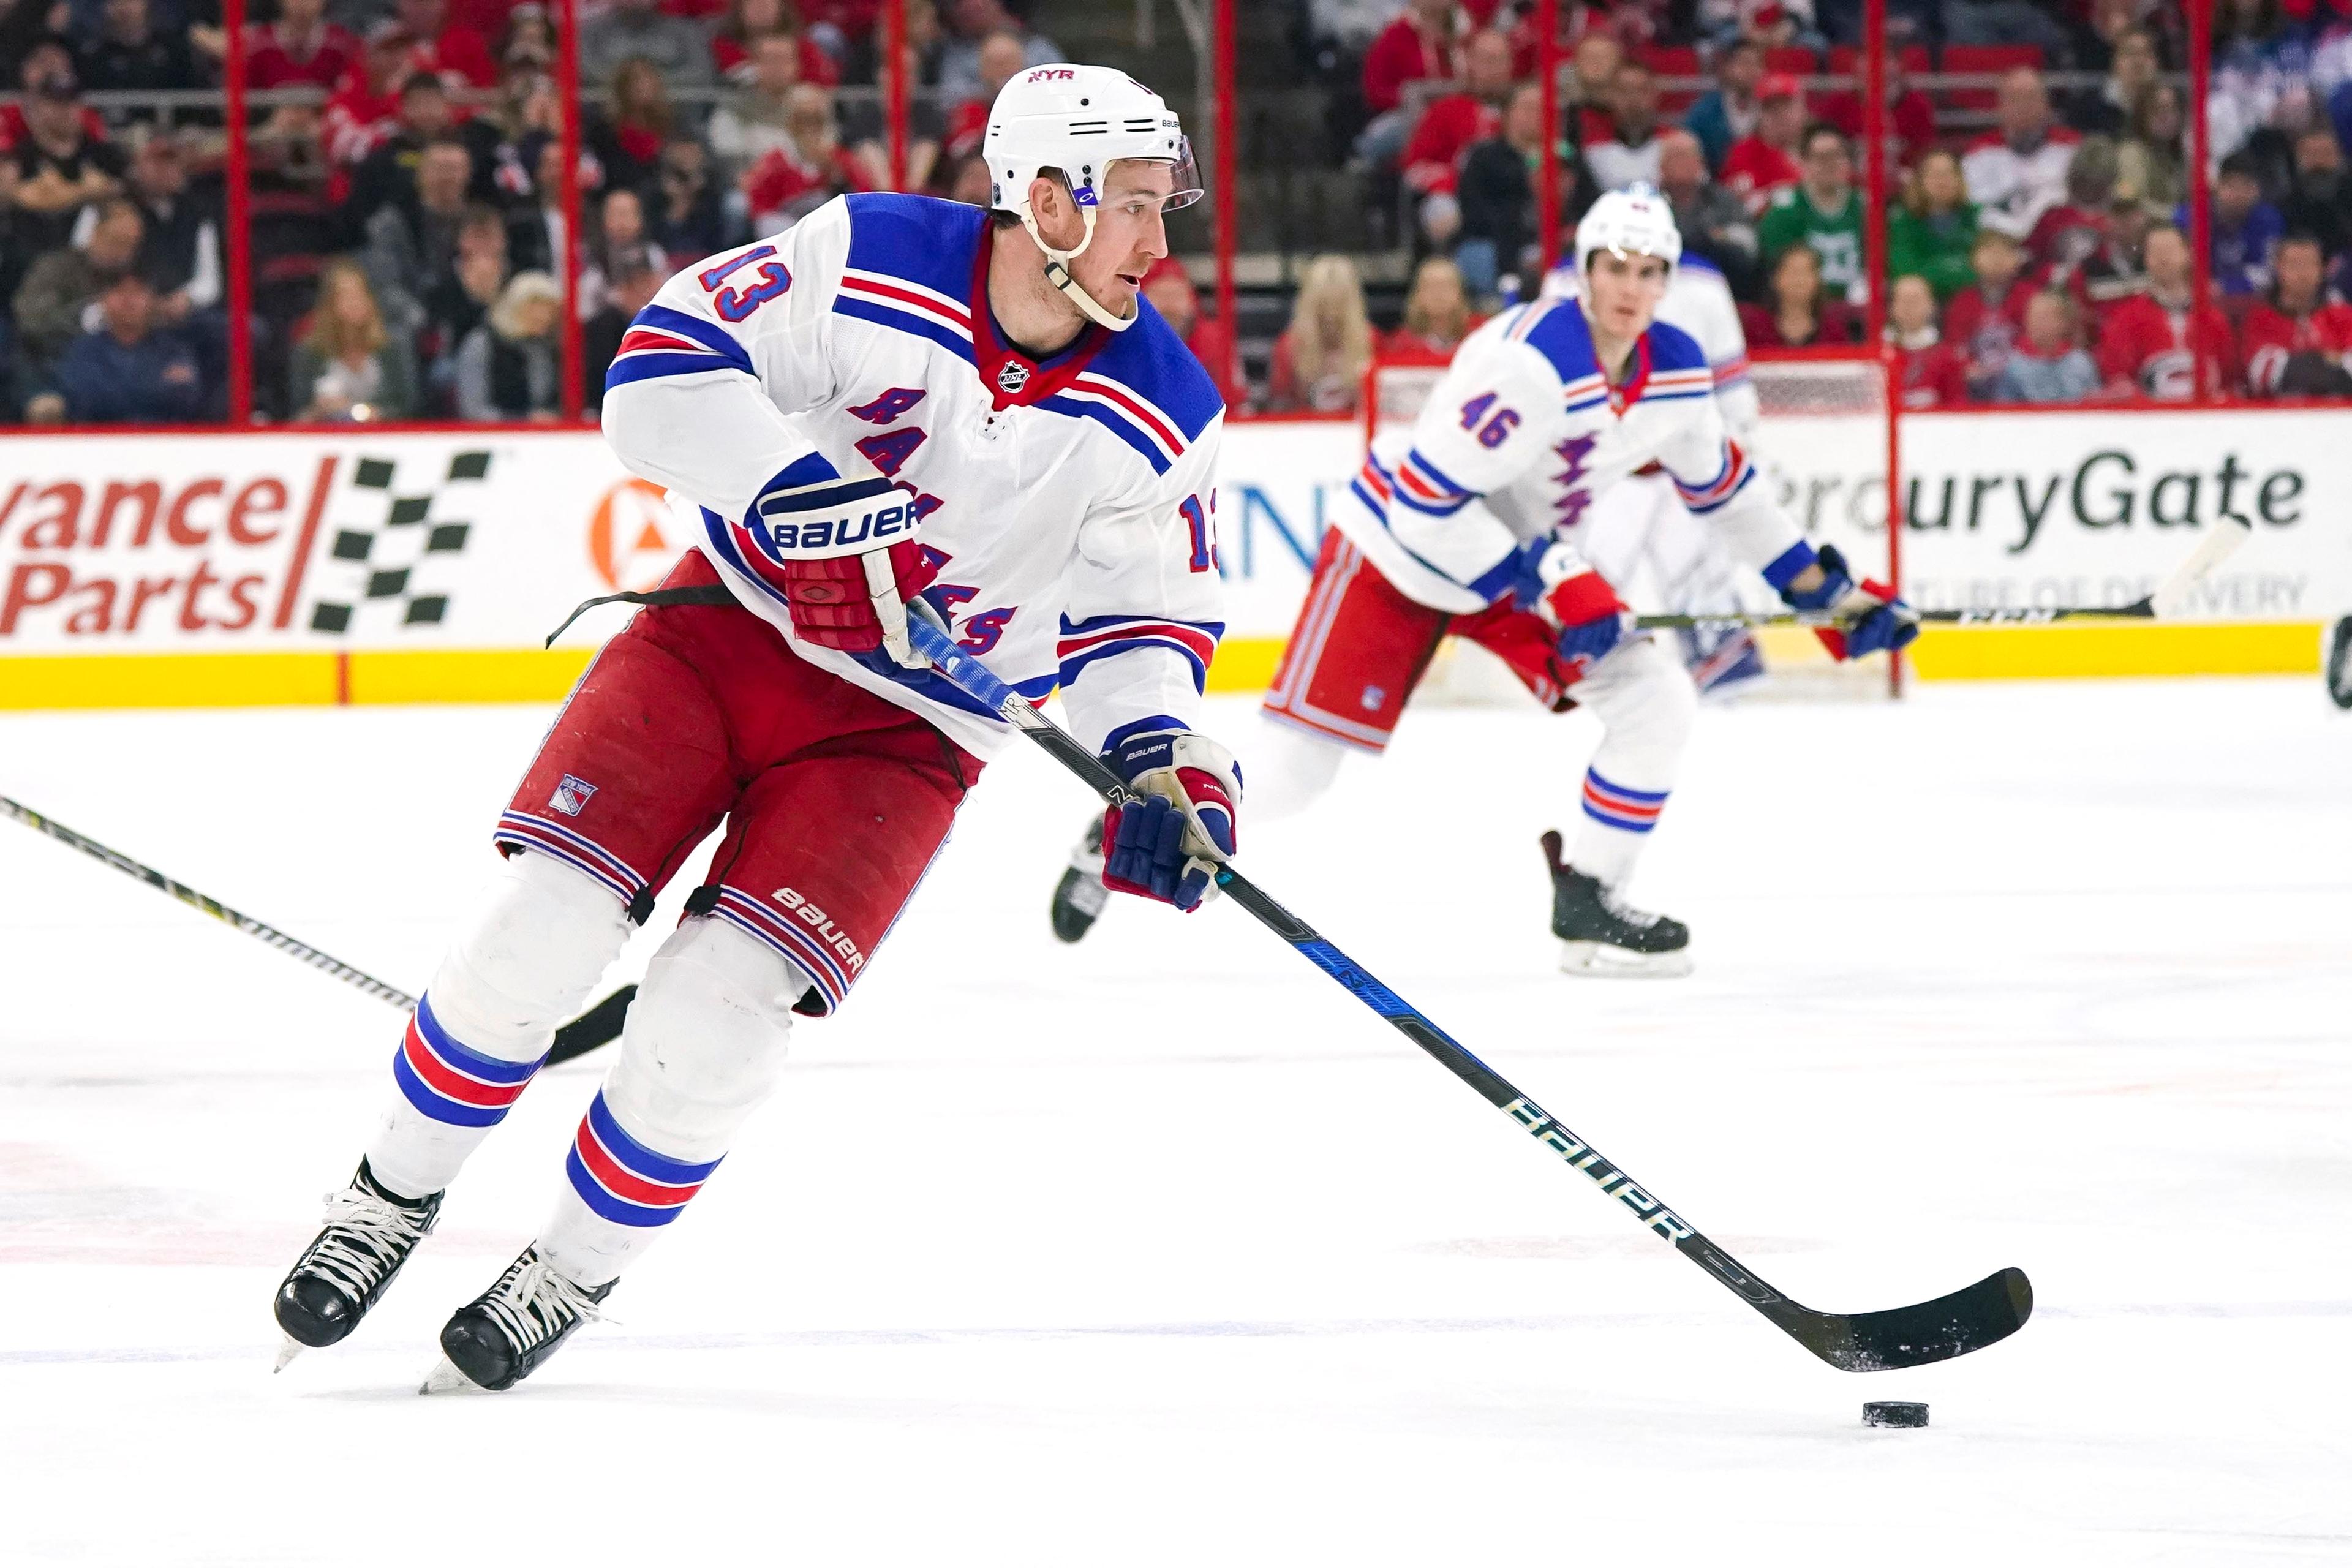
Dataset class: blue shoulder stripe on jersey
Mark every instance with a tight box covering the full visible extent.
[1677,253,1724,279]
[1039,394,1174,473]
[1519,301,1602,385]
[1084,301,1226,442]
[835,294,976,364]
[1643,319,1711,374]
[605,351,743,392]
[630,303,755,375]
[842,191,987,302]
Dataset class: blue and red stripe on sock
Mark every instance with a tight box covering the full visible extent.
[564,1090,723,1227]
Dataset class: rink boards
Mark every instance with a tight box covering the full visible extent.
[0,409,2342,707]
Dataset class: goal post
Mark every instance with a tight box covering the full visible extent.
[1363,350,1899,701]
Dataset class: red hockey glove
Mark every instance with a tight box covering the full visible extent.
[782,537,940,664]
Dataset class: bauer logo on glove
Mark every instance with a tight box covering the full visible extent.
[1098,725,1242,911]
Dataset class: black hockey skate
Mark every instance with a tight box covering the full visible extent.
[422,1245,613,1393]
[1540,830,1692,978]
[273,1157,442,1369]
[1049,814,1109,944]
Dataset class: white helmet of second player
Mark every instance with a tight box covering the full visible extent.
[1573,184,1683,275]
[984,62,1202,332]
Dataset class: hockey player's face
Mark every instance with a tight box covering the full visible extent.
[1068,161,1175,317]
[1585,251,1670,343]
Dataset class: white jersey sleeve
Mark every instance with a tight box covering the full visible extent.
[1055,425,1227,754]
[1648,373,1804,578]
[599,200,853,526]
[1667,261,1760,443]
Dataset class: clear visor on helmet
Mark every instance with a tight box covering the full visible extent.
[1082,135,1204,214]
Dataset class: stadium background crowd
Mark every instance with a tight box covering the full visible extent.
[4,0,2350,426]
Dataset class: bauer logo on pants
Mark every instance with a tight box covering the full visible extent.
[549,775,598,816]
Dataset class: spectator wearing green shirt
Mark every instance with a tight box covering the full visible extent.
[1758,123,1866,305]
[1888,149,1982,302]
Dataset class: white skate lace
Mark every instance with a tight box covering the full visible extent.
[302,1185,433,1300]
[1597,886,1663,930]
[475,1253,605,1352]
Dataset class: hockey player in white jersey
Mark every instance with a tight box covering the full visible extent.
[271,64,1242,1391]
[1542,246,1773,695]
[1054,187,1915,973]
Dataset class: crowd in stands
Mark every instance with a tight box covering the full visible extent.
[13,0,2352,421]
[1287,0,2352,409]
[0,0,1068,423]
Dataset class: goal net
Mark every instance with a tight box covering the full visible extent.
[1364,353,1896,701]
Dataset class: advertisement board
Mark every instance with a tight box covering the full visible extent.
[1,409,2340,707]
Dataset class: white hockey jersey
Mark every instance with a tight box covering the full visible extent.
[600,193,1226,760]
[1336,293,1804,615]
[1542,253,1757,440]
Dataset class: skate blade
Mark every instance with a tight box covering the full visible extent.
[273,1335,306,1373]
[1558,940,1693,979]
[418,1355,488,1396]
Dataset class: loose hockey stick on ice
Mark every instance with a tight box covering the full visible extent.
[905,618,2032,1371]
[1634,516,2256,631]
[0,793,632,1061]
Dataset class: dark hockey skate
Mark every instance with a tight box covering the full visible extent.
[1049,814,1109,943]
[422,1245,613,1393]
[1540,829,1692,978]
[273,1158,442,1369]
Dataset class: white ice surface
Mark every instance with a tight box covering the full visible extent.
[1,679,2348,1565]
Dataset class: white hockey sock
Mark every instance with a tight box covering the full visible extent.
[1562,638,1695,889]
[1242,717,1349,824]
[538,917,803,1287]
[365,851,633,1201]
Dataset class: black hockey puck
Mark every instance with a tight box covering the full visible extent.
[1863,1401,1929,1428]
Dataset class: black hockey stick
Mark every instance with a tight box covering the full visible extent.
[905,619,2031,1371]
[1635,516,2257,633]
[1,793,631,1063]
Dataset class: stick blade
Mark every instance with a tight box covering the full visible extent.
[548,984,636,1065]
[1776,1266,2034,1372]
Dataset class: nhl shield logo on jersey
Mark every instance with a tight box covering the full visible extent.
[996,360,1032,395]
[548,775,598,817]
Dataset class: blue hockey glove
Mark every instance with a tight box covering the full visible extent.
[1098,725,1241,911]
[1771,543,1921,661]
[1512,540,1635,682]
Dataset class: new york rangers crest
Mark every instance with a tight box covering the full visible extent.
[549,775,598,816]
[996,360,1032,394]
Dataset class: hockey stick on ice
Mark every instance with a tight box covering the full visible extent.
[0,793,632,1063]
[904,618,2032,1372]
[1634,516,2258,631]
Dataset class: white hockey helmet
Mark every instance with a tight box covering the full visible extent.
[1573,183,1683,275]
[984,62,1202,331]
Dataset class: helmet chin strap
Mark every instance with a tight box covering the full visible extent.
[1020,202,1140,333]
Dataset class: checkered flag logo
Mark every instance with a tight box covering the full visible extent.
[308,451,492,633]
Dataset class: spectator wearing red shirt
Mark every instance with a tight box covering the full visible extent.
[1719,72,1804,219]
[2098,224,2240,399]
[1944,228,2034,397]
[1381,255,1482,364]
[323,25,417,195]
[396,0,496,90]
[2241,233,2352,396]
[743,83,867,231]
[245,0,358,91]
[1887,274,1969,408]
[1358,0,1460,169]
[1402,29,1513,257]
[1821,43,1937,173]
[937,30,1026,170]
[2024,136,2119,278]
[713,0,841,88]
[1142,261,1243,409]
[1738,242,1861,347]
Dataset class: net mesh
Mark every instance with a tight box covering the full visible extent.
[1365,353,1894,702]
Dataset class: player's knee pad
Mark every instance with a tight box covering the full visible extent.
[1583,637,1698,771]
[601,916,801,1163]
[426,849,635,1061]
[1244,718,1348,824]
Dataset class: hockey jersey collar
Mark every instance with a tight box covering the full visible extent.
[967,234,1112,411]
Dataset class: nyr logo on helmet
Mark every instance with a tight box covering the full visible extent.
[1025,67,1076,83]
[996,360,1032,394]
